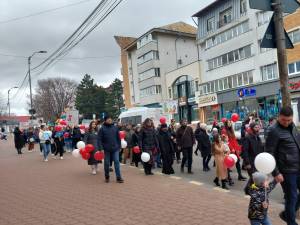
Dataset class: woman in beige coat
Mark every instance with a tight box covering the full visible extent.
[212,134,228,190]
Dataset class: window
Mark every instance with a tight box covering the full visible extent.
[249,72,254,84]
[219,7,232,28]
[258,39,272,53]
[224,78,229,89]
[140,85,161,98]
[240,0,247,15]
[207,17,215,32]
[137,33,157,49]
[243,72,249,85]
[232,75,237,88]
[228,76,233,88]
[288,61,300,75]
[207,45,252,70]
[219,80,224,91]
[215,80,219,92]
[139,68,160,81]
[137,51,159,65]
[238,73,243,86]
[288,29,300,44]
[168,88,172,99]
[195,81,199,92]
[257,11,271,26]
[261,63,278,81]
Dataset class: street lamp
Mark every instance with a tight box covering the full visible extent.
[7,86,18,117]
[28,50,47,117]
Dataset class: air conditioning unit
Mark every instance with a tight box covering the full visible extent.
[177,59,182,65]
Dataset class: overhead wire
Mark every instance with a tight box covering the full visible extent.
[32,0,123,79]
[0,0,95,25]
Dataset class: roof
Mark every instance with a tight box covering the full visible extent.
[158,21,197,34]
[114,36,137,49]
[123,21,197,50]
[192,0,221,17]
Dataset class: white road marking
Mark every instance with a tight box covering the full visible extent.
[213,187,230,193]
[189,181,203,186]
[170,176,182,180]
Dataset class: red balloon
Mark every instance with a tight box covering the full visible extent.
[79,124,86,130]
[85,144,95,153]
[231,113,239,122]
[55,125,62,132]
[159,117,167,124]
[79,148,86,155]
[63,132,70,138]
[221,118,227,123]
[224,155,235,168]
[119,131,126,140]
[94,151,104,161]
[82,152,91,160]
[133,146,141,154]
[60,120,67,126]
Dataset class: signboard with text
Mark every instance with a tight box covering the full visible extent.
[197,93,218,108]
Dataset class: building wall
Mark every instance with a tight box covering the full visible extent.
[127,48,140,105]
[285,9,300,64]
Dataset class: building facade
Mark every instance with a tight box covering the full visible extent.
[193,0,300,124]
[115,22,201,122]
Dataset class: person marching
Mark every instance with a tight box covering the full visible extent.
[139,118,159,176]
[98,116,124,183]
[84,121,101,175]
[132,125,141,167]
[27,127,35,152]
[157,123,174,175]
[169,119,180,163]
[53,131,64,160]
[176,119,195,174]
[14,127,24,155]
[212,133,228,189]
[195,123,212,172]
[39,125,52,162]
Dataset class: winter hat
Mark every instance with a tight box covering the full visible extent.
[252,172,267,187]
[104,115,112,121]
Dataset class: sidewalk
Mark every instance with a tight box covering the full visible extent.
[0,139,284,225]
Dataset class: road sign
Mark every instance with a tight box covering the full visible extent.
[249,0,300,13]
[260,15,294,49]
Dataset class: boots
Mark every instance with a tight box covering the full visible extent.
[213,177,220,187]
[221,179,229,190]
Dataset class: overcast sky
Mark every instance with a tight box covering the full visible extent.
[0,0,213,115]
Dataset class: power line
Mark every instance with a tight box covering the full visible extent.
[0,0,95,25]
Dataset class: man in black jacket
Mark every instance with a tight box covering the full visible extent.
[265,106,300,225]
[98,115,124,183]
[176,119,195,174]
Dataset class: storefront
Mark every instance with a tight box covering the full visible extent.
[197,93,220,123]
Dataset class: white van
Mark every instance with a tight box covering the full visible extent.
[118,107,165,127]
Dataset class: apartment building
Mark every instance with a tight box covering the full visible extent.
[193,0,300,124]
[115,22,199,120]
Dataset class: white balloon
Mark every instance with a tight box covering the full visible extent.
[141,152,150,163]
[254,153,276,174]
[121,140,127,149]
[72,149,80,158]
[77,141,86,149]
[229,154,238,163]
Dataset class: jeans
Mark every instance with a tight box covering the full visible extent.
[104,151,121,179]
[181,147,193,172]
[42,143,51,160]
[249,216,271,225]
[64,140,73,151]
[281,173,300,225]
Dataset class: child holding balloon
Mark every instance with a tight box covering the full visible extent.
[248,172,277,225]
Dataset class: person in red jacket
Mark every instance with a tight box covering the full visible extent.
[222,120,247,184]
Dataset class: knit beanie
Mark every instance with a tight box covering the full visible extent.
[252,172,267,187]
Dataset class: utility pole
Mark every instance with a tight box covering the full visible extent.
[272,0,291,107]
[7,87,18,117]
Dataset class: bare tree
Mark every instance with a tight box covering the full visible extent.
[32,77,77,122]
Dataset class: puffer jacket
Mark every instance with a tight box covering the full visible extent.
[98,123,121,152]
[265,122,300,176]
[243,133,263,167]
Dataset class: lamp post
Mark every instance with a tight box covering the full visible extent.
[7,86,18,117]
[28,50,47,117]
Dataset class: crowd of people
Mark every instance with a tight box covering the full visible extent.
[10,106,300,225]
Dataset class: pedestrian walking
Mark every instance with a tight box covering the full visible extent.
[248,172,277,225]
[27,127,35,152]
[222,120,247,181]
[72,125,82,149]
[84,121,101,175]
[39,125,52,162]
[139,118,159,176]
[169,119,180,163]
[243,122,264,194]
[176,119,195,174]
[265,106,300,225]
[195,123,211,172]
[53,132,64,160]
[132,125,141,167]
[211,133,228,189]
[157,123,174,175]
[123,124,134,165]
[13,127,24,155]
[98,116,124,183]
[64,126,73,152]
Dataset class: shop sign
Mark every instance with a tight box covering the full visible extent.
[289,81,300,90]
[162,100,178,114]
[178,96,187,106]
[197,93,218,108]
[237,88,256,98]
